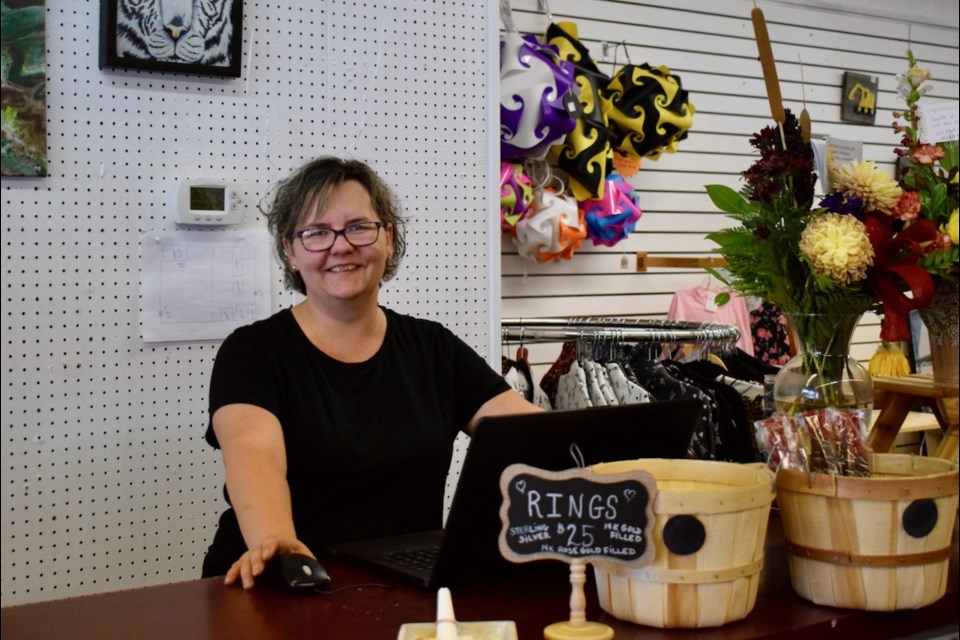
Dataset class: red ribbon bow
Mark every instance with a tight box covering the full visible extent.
[864,211,938,341]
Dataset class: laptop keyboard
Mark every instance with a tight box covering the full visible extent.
[376,546,439,572]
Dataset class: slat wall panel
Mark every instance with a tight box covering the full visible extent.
[501,0,958,370]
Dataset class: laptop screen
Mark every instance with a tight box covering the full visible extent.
[434,398,702,585]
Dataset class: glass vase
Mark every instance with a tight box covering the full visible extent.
[774,313,873,424]
[918,279,960,390]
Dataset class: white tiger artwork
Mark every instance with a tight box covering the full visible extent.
[115,0,235,66]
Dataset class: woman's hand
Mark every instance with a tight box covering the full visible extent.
[224,536,315,589]
[212,404,306,590]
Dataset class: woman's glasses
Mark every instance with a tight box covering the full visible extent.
[296,222,383,252]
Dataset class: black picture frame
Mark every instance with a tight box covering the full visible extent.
[99,0,242,78]
[840,71,878,126]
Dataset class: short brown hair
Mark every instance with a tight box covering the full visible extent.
[260,157,407,294]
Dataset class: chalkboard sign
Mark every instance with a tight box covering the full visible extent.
[498,463,657,567]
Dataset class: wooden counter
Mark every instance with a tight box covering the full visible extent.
[3,512,957,640]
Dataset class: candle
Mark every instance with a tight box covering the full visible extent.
[436,588,460,640]
[751,5,785,123]
[398,587,508,640]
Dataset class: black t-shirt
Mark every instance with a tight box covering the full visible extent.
[201,307,509,576]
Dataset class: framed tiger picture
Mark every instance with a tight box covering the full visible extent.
[99,0,243,77]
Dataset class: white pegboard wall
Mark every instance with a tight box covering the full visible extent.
[2,0,492,606]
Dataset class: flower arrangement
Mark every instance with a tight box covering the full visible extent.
[707,110,872,324]
[703,9,948,411]
[891,50,959,281]
[706,111,938,342]
[705,12,943,348]
[891,50,960,386]
[705,107,939,410]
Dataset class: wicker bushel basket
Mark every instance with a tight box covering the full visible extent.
[776,453,959,611]
[590,459,776,628]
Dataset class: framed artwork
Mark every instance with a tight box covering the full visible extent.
[99,0,242,77]
[840,71,878,125]
[1,0,47,177]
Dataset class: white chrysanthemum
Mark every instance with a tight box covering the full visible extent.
[831,161,903,215]
[897,66,932,97]
[800,213,875,284]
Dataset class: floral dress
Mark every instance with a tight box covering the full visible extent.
[750,302,792,366]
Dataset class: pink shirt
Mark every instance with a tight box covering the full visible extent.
[667,286,755,356]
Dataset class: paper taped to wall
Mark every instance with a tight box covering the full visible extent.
[139,230,272,343]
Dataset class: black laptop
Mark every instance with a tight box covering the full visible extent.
[327,398,702,588]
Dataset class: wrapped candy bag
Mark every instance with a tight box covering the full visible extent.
[754,409,870,477]
[803,409,870,477]
[754,413,806,472]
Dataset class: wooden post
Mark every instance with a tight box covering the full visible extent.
[542,559,613,640]
[568,559,587,627]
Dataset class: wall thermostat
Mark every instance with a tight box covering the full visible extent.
[174,180,242,225]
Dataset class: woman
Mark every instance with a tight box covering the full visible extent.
[202,157,539,588]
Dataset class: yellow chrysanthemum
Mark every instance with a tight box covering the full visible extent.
[831,160,903,215]
[799,213,875,283]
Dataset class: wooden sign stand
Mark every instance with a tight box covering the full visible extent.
[543,558,613,640]
[498,463,658,640]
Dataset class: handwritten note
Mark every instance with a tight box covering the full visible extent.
[139,230,272,342]
[498,464,657,568]
[827,136,862,172]
[918,102,960,144]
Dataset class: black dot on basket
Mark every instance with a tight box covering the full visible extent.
[662,515,706,555]
[902,499,938,538]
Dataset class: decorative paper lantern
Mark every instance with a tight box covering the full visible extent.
[500,162,534,235]
[580,172,642,247]
[604,63,695,161]
[514,190,586,262]
[500,32,578,162]
[545,21,615,202]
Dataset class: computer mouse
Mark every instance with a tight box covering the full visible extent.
[261,553,331,592]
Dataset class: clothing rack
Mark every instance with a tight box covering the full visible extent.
[500,317,740,348]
